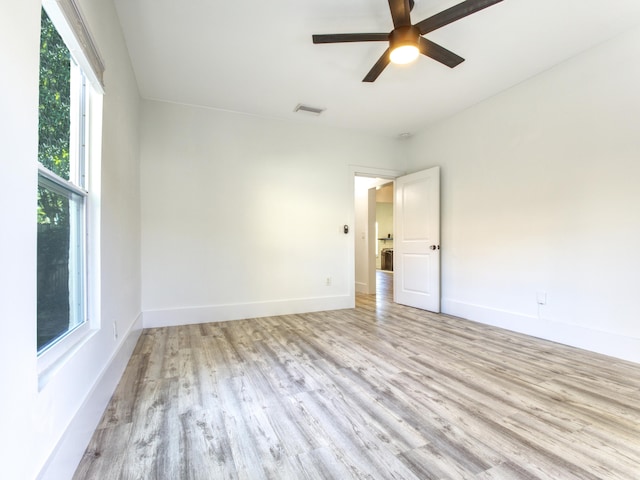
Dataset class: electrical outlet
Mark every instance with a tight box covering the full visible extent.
[325,277,332,286]
[536,291,547,305]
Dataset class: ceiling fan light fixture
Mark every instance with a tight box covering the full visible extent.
[390,45,419,64]
[388,26,421,65]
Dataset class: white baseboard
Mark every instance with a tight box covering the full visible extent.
[37,313,143,480]
[143,295,354,328]
[443,298,640,364]
[355,281,369,294]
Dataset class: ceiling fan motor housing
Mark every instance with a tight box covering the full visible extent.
[389,25,421,50]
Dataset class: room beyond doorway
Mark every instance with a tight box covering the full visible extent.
[353,174,397,297]
[375,182,394,272]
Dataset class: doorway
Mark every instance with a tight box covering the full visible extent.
[353,174,396,299]
[351,166,441,312]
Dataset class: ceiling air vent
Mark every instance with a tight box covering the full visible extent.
[294,104,325,116]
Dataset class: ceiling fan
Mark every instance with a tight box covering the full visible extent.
[312,0,503,82]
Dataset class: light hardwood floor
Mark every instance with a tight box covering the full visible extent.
[74,272,640,479]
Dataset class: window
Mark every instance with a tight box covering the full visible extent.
[37,8,89,353]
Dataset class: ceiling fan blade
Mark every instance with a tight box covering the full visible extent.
[416,0,503,35]
[388,0,412,28]
[418,37,465,68]
[313,33,389,44]
[363,49,391,82]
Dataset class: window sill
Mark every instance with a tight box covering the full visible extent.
[37,325,97,391]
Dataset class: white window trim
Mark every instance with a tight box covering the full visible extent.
[37,2,103,389]
[37,89,103,390]
[42,0,105,93]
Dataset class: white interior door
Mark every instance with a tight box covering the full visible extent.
[394,166,440,312]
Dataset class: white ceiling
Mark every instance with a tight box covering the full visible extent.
[113,0,640,137]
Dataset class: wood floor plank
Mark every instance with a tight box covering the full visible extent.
[293,447,358,480]
[501,412,640,480]
[74,271,640,479]
[475,461,540,480]
[293,389,421,480]
[177,407,237,479]
[73,423,132,479]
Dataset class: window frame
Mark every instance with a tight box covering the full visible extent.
[36,3,102,382]
[36,168,89,353]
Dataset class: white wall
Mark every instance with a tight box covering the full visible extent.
[0,0,142,478]
[354,177,379,294]
[406,26,640,363]
[0,1,41,477]
[141,101,402,326]
[354,177,375,293]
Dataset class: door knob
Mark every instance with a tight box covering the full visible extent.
[429,245,440,250]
